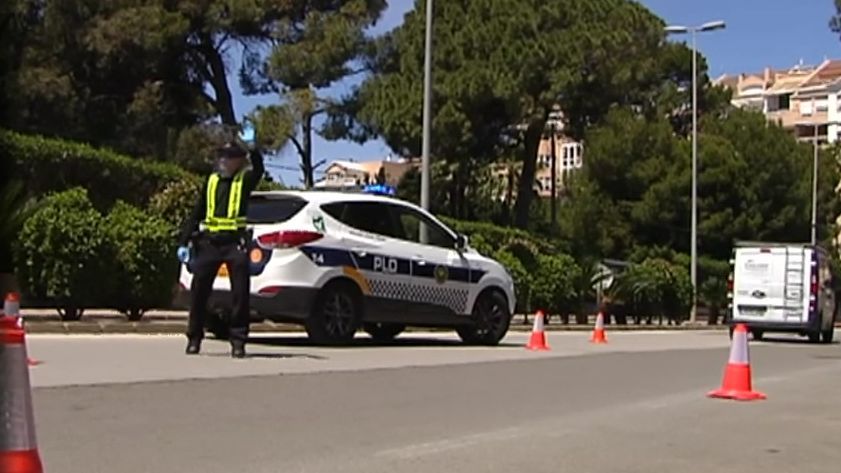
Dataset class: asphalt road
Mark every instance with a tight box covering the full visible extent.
[27,332,841,473]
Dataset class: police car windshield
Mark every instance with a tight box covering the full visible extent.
[247,195,307,224]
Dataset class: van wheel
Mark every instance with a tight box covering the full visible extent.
[821,326,834,344]
[306,282,360,345]
[808,331,821,343]
[751,330,764,341]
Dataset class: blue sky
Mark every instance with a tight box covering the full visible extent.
[234,0,841,186]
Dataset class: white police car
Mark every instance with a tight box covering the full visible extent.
[178,188,516,345]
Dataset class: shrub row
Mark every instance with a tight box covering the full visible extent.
[447,219,695,322]
[15,188,179,320]
[605,258,692,324]
[442,217,581,314]
[1,129,198,209]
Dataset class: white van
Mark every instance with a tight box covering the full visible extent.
[728,242,836,343]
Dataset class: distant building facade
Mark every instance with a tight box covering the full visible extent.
[314,157,418,191]
[715,59,841,144]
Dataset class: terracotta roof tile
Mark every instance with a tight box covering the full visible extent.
[802,60,841,87]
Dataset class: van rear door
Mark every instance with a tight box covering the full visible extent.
[733,246,806,324]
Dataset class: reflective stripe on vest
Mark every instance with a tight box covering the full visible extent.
[203,171,247,232]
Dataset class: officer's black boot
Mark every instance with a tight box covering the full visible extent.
[186,338,201,355]
[231,342,246,359]
[229,325,248,359]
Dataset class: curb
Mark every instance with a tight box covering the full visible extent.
[20,320,731,335]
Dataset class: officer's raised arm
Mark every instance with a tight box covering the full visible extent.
[247,147,265,192]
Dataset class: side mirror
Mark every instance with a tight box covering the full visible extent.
[455,234,468,250]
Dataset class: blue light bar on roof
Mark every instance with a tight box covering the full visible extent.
[362,184,396,196]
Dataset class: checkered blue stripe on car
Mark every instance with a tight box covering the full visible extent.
[367,278,469,314]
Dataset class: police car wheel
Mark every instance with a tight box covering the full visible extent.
[306,283,361,345]
[363,323,405,342]
[457,290,511,346]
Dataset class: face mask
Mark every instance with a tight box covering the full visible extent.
[216,157,243,177]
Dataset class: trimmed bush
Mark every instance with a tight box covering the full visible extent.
[104,202,179,320]
[15,188,112,320]
[440,217,557,255]
[148,178,202,230]
[441,217,584,316]
[531,253,582,315]
[493,249,532,312]
[608,258,692,324]
[1,129,198,209]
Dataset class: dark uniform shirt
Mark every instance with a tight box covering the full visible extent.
[178,152,265,246]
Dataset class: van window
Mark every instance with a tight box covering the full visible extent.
[247,195,307,224]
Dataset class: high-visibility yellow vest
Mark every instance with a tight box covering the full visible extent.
[202,171,246,232]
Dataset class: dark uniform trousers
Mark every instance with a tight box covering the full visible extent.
[187,236,250,346]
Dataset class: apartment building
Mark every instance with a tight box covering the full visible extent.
[714,59,841,144]
[313,157,418,191]
[535,127,584,197]
[493,113,585,200]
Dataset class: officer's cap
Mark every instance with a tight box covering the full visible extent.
[216,141,247,159]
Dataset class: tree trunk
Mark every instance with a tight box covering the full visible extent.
[456,161,468,219]
[505,164,515,224]
[708,306,721,325]
[302,113,314,189]
[513,116,548,229]
[200,35,237,126]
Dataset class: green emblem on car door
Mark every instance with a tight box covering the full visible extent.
[434,265,449,284]
[312,215,325,233]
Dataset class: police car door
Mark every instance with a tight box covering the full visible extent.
[323,200,415,305]
[385,203,473,317]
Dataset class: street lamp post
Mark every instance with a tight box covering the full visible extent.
[797,123,821,245]
[420,0,434,243]
[665,20,726,325]
[812,125,819,245]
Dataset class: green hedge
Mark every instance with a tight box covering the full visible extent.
[148,178,202,230]
[608,257,692,323]
[105,201,180,320]
[441,217,583,314]
[1,129,198,209]
[15,188,180,320]
[531,253,582,315]
[440,217,557,256]
[15,188,114,320]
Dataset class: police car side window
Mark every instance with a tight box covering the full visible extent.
[323,202,402,239]
[390,205,454,249]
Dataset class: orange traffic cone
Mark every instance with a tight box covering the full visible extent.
[526,310,550,351]
[707,323,766,401]
[4,293,40,366]
[0,316,44,473]
[590,312,608,344]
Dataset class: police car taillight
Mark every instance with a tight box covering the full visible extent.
[257,230,323,249]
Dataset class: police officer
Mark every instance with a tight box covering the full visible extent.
[177,141,264,358]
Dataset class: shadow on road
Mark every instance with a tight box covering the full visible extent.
[755,335,839,346]
[246,335,521,349]
[203,351,328,360]
[812,354,841,359]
